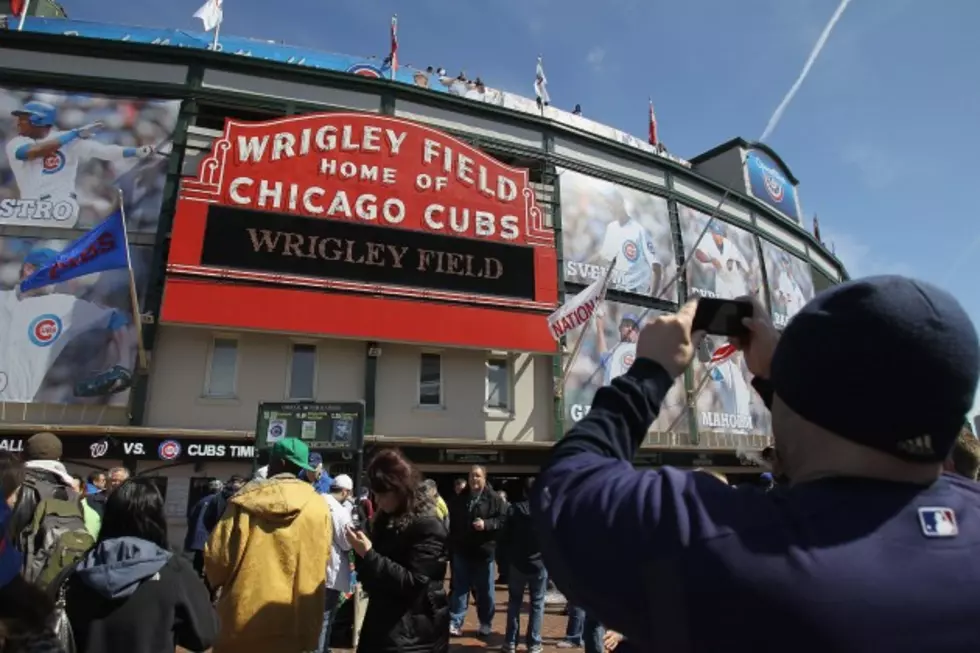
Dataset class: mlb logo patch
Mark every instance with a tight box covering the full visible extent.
[918,507,958,538]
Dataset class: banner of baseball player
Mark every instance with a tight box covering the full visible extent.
[0,234,151,405]
[0,85,179,232]
[558,168,679,302]
[690,334,771,441]
[562,298,687,439]
[678,204,766,305]
[758,239,815,330]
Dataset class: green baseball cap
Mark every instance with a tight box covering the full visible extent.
[270,437,314,471]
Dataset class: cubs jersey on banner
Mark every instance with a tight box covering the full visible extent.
[601,342,636,386]
[3,134,129,227]
[775,267,806,317]
[0,292,118,401]
[712,357,752,431]
[599,219,657,294]
[697,237,750,298]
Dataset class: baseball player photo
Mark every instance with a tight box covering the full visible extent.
[0,239,141,405]
[694,336,755,435]
[680,205,763,301]
[563,300,684,435]
[761,241,815,329]
[0,88,180,231]
[559,168,677,300]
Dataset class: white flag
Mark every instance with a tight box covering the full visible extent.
[194,0,223,32]
[534,56,550,105]
[547,276,609,341]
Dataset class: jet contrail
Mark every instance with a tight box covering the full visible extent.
[760,0,853,142]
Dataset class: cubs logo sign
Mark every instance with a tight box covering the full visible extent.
[41,151,67,175]
[346,63,384,79]
[158,439,182,461]
[763,171,784,203]
[28,314,63,347]
[622,240,639,262]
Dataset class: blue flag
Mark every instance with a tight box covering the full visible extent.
[19,209,129,293]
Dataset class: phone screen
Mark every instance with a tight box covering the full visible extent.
[692,298,752,337]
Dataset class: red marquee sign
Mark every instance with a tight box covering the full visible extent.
[180,113,552,247]
[164,113,559,353]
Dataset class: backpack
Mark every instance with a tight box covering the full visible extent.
[19,475,95,589]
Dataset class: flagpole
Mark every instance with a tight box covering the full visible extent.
[116,191,148,371]
[212,15,222,50]
[560,258,617,387]
[17,0,32,30]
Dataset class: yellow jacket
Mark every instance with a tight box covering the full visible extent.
[435,495,449,520]
[205,475,332,653]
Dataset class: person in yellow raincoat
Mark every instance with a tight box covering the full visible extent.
[205,438,332,653]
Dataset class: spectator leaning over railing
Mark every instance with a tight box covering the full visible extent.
[532,276,980,652]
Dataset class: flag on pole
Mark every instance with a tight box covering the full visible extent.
[389,15,399,79]
[648,98,659,146]
[194,0,223,32]
[19,209,129,293]
[548,262,616,341]
[710,343,737,364]
[10,0,26,16]
[534,56,550,107]
[813,214,822,242]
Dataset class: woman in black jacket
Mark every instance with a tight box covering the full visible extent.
[346,449,449,653]
[60,478,218,653]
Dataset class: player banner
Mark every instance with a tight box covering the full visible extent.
[558,168,678,301]
[679,204,765,303]
[691,334,771,440]
[759,239,815,329]
[0,86,180,232]
[562,298,686,437]
[0,235,151,405]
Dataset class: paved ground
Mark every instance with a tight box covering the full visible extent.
[182,585,575,653]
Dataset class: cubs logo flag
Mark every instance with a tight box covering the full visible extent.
[534,56,550,106]
[19,209,130,293]
[194,0,223,32]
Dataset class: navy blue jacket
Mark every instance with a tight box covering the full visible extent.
[532,357,980,653]
[183,492,217,553]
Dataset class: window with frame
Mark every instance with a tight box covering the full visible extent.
[418,353,443,406]
[206,338,238,397]
[288,343,317,399]
[485,356,511,411]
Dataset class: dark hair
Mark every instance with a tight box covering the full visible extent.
[366,449,420,516]
[87,470,105,484]
[228,475,246,485]
[98,477,169,548]
[0,453,23,503]
[0,576,55,649]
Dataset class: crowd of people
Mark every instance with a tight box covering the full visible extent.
[1,273,980,653]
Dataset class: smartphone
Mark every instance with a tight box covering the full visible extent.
[692,298,752,337]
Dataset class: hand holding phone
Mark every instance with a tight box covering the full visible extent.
[692,298,753,338]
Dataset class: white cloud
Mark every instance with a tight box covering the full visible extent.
[585,46,606,71]
[820,227,913,280]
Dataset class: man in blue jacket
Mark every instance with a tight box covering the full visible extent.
[532,276,980,653]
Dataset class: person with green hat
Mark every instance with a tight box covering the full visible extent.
[205,438,333,653]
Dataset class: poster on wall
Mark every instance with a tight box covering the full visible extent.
[558,168,678,301]
[743,148,801,224]
[693,335,770,438]
[759,239,815,329]
[0,86,180,232]
[0,236,150,405]
[562,299,686,436]
[679,204,765,303]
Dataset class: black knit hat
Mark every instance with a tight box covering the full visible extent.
[771,275,979,462]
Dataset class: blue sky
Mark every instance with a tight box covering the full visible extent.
[67,0,980,418]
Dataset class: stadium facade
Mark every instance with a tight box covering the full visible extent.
[0,18,846,545]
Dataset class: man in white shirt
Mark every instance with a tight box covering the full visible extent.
[0,246,136,403]
[771,252,807,328]
[319,473,354,653]
[3,101,152,228]
[596,196,663,296]
[692,221,752,299]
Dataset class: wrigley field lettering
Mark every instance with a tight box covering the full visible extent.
[202,205,535,299]
[202,113,550,247]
